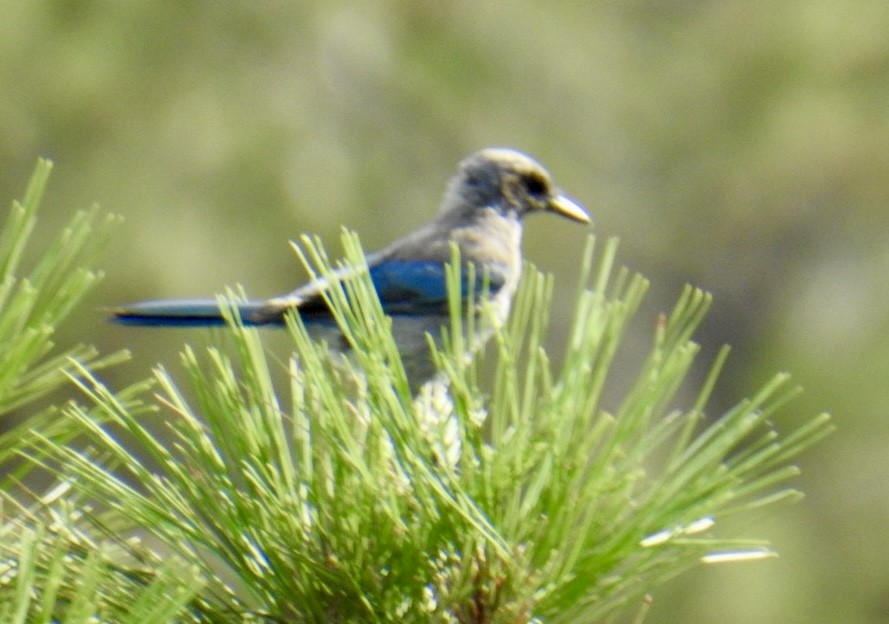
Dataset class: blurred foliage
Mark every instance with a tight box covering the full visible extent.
[0,1,886,622]
[0,158,127,485]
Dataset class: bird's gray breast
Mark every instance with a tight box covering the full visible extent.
[449,209,523,322]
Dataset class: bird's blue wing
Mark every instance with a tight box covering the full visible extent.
[369,259,504,315]
[293,258,503,316]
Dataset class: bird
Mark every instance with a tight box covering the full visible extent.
[112,148,591,387]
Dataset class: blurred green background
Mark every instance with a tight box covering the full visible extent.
[2,1,887,622]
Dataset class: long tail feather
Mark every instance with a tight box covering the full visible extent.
[109,298,284,327]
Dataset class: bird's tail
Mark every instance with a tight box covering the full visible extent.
[109,298,284,327]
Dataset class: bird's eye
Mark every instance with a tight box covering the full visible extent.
[522,175,547,196]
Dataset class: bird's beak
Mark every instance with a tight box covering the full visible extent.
[548,193,591,224]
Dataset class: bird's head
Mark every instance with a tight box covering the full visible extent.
[444,148,591,225]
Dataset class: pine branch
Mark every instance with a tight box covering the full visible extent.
[0,159,129,482]
[30,232,830,622]
[0,161,832,622]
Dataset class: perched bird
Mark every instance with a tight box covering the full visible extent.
[112,148,591,386]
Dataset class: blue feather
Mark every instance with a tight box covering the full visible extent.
[369,259,503,314]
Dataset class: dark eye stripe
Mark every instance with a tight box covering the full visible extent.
[523,175,547,196]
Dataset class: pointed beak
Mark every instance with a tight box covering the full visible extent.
[548,193,591,224]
